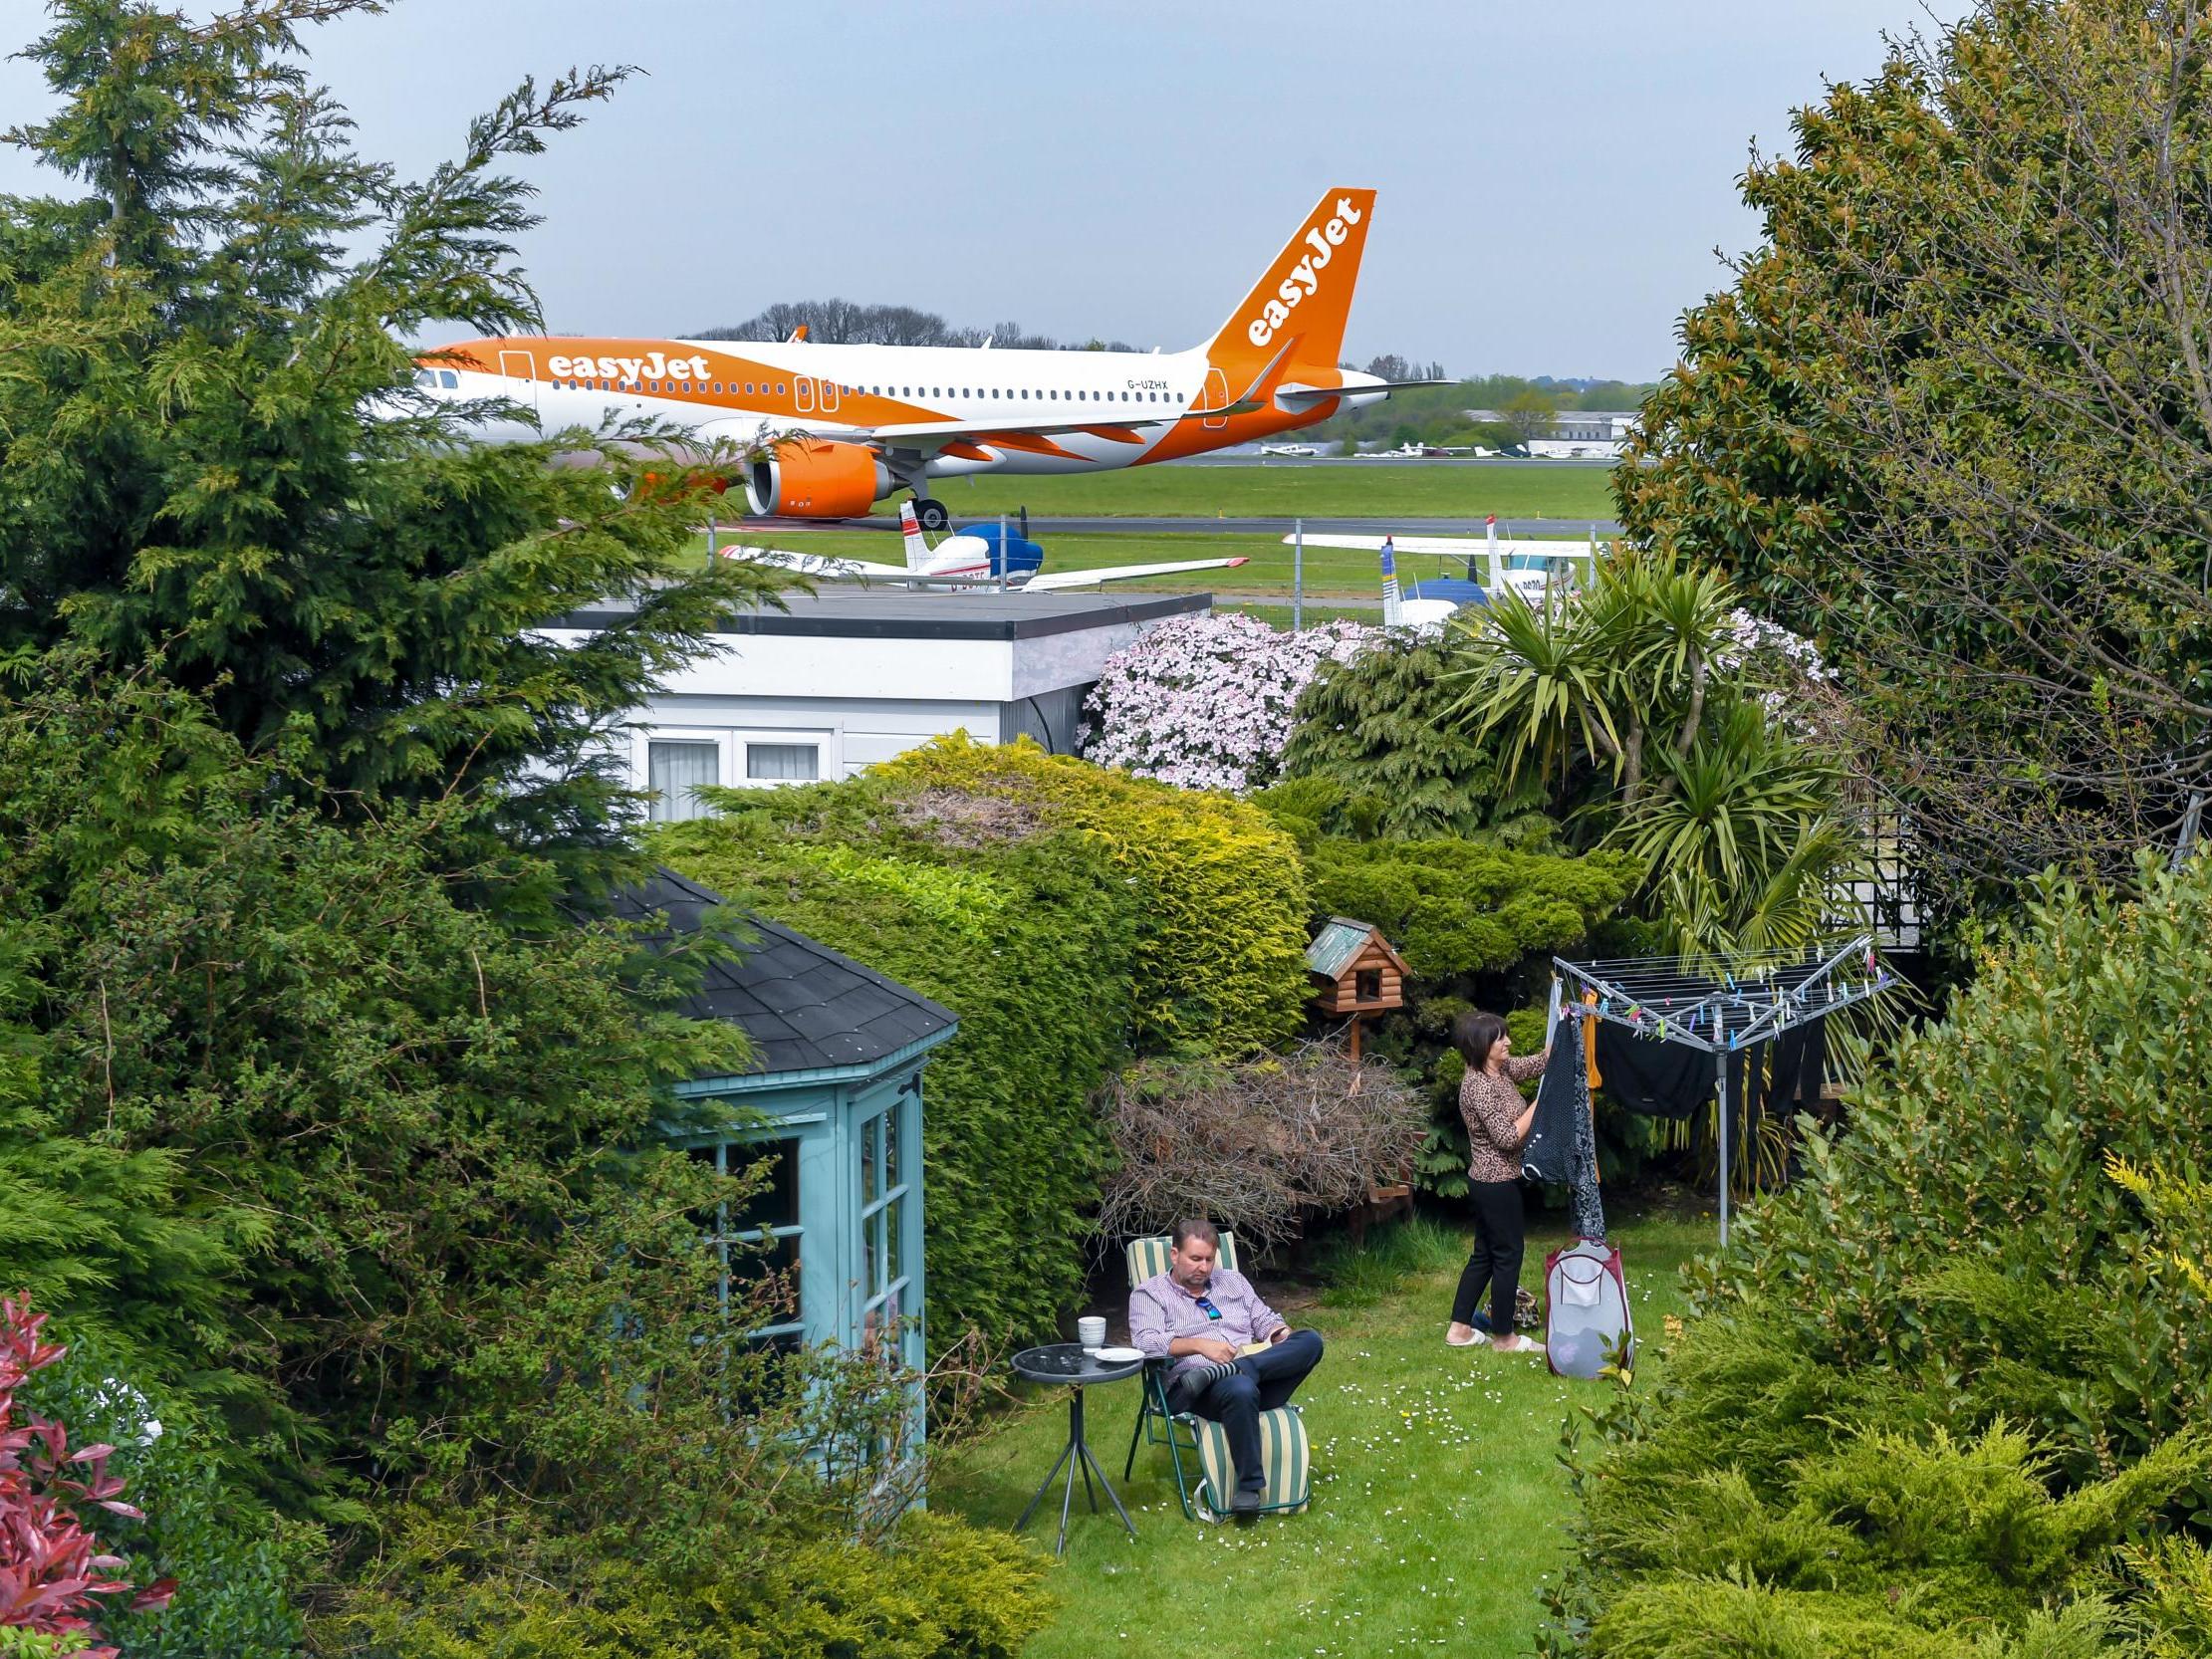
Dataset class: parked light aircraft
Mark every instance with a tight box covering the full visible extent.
[1291,516,1598,604]
[408,189,1439,531]
[1257,442,1320,457]
[722,501,1250,592]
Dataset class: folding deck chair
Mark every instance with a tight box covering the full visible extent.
[1120,1232,1312,1522]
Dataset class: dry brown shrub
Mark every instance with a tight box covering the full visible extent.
[1097,1039,1426,1252]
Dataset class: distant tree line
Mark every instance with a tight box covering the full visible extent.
[1311,370,1657,453]
[691,299,1135,353]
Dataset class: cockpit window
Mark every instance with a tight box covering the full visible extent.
[437,370,459,389]
[413,368,433,386]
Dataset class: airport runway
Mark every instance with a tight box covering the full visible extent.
[1161,454,1616,469]
[847,514,1623,537]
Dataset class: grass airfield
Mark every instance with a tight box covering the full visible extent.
[688,462,1616,598]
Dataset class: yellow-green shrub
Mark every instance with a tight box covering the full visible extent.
[877,736,1310,1053]
[310,1508,1051,1659]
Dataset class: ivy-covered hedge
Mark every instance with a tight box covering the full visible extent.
[1549,852,2212,1657]
[656,738,1316,1342]
[653,783,1137,1347]
[876,736,1312,1054]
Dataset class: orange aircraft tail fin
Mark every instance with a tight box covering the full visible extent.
[1203,188,1376,374]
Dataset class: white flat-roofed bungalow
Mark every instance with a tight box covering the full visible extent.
[539,588,1208,820]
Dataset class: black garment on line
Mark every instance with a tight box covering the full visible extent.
[1521,1027,1604,1240]
[1594,1022,1831,1120]
[1594,1024,1708,1118]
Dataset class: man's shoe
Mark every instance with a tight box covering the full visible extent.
[1231,1486,1264,1517]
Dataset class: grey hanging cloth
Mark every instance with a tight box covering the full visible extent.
[1522,1021,1604,1241]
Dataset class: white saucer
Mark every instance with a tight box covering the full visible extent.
[1094,1345,1145,1363]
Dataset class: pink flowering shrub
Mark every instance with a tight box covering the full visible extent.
[1084,613,1381,793]
[0,1297,172,1657]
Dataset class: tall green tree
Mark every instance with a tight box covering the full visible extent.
[1619,0,2212,905]
[0,0,795,899]
[0,660,747,1486]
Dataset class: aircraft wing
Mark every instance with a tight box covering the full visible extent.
[860,408,1228,456]
[722,546,912,579]
[1283,532,1484,555]
[1022,556,1250,592]
[1279,532,1595,557]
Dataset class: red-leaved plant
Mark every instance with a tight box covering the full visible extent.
[0,1296,173,1657]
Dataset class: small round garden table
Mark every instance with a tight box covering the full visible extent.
[1010,1343,1142,1554]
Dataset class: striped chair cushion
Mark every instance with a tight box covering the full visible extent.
[1124,1231,1240,1287]
[1186,1405,1310,1521]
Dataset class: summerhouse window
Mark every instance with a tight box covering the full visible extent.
[859,1095,914,1352]
[692,1137,805,1353]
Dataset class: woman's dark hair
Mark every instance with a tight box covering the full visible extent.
[1454,1011,1508,1069]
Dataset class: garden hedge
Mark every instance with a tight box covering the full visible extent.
[1302,836,1640,980]
[1549,852,2212,1657]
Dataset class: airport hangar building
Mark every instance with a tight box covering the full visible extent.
[540,588,1207,821]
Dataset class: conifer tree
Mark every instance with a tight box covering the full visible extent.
[0,0,797,897]
[1278,634,1550,840]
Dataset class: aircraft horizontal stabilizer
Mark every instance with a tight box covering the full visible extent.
[1275,377,1452,403]
[1022,556,1250,592]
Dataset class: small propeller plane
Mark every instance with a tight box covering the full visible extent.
[721,501,1249,592]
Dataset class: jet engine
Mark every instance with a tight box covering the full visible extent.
[745,439,891,518]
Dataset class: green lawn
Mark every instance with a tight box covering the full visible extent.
[936,461,1619,521]
[935,1199,1711,1659]
[690,527,1592,598]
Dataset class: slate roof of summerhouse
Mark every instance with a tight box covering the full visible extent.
[602,869,957,1077]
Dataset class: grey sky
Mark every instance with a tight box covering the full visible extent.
[0,1,1962,379]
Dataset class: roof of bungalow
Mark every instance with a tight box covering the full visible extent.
[600,869,957,1080]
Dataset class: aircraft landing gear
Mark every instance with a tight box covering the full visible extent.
[912,496,951,534]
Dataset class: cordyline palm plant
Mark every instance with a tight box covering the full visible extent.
[1447,546,1872,957]
[1619,703,1866,957]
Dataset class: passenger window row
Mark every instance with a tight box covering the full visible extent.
[518,374,1179,408]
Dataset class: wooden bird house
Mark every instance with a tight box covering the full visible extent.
[1305,917,1408,1064]
[1305,916,1407,1019]
[1306,917,1413,1233]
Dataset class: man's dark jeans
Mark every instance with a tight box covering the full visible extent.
[1167,1328,1325,1494]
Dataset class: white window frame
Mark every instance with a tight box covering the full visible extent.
[638,729,728,823]
[740,734,829,786]
[630,723,841,804]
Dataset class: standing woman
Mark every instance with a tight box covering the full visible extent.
[1446,1011,1547,1352]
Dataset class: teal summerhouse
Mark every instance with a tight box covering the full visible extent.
[612,871,957,1374]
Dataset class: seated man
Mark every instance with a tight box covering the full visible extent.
[1128,1217,1325,1515]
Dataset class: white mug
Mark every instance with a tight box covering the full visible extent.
[1077,1315,1106,1351]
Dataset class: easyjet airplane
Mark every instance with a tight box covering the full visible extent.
[410,188,1433,531]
